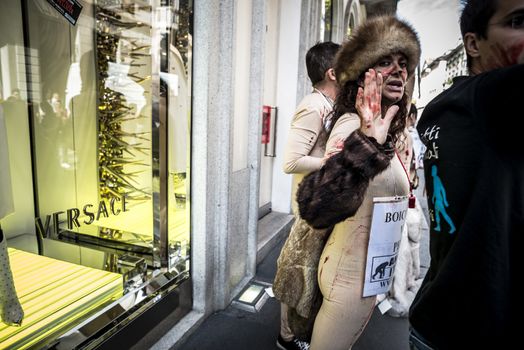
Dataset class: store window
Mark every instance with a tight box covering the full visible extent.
[0,1,192,348]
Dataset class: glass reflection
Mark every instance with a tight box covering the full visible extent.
[166,0,192,277]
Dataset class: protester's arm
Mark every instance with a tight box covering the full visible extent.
[283,105,325,174]
[297,130,394,229]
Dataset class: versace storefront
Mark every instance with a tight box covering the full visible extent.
[0,0,192,348]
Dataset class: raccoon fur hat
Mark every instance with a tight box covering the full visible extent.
[335,15,421,86]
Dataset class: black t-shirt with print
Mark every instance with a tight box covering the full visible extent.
[410,64,523,348]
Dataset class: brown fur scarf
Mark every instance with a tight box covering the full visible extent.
[297,130,395,229]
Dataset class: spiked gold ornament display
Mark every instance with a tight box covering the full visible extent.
[95,1,151,212]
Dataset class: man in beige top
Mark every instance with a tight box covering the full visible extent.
[276,41,340,350]
[283,42,340,215]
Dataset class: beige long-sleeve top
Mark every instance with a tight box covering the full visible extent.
[283,91,332,213]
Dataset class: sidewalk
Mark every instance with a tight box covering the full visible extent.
[175,234,427,350]
[175,171,430,350]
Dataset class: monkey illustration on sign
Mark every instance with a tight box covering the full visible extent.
[373,256,396,279]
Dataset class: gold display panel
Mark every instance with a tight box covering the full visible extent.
[0,248,122,350]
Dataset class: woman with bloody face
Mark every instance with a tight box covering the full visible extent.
[296,16,420,349]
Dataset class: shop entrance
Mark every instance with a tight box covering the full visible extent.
[259,0,280,219]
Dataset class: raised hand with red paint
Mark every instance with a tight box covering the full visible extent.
[356,69,399,144]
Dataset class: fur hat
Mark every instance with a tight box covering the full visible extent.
[335,16,421,86]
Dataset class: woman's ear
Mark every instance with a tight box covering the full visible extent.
[463,32,481,59]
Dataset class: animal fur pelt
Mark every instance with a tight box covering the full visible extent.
[335,15,421,86]
[297,130,394,229]
[386,200,425,317]
[273,217,332,318]
[287,292,323,342]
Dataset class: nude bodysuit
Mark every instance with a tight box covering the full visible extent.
[310,113,409,350]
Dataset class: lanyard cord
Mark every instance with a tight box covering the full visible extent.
[395,150,412,191]
[395,150,416,208]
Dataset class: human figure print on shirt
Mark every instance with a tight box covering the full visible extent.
[431,165,456,234]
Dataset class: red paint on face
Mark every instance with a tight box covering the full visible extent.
[486,41,524,69]
[508,41,524,65]
[484,43,515,70]
[378,66,395,79]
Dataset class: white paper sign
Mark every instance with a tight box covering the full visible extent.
[363,196,408,297]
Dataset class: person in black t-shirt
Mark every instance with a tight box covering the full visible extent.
[409,0,524,349]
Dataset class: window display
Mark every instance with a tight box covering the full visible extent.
[0,248,122,349]
[0,0,192,348]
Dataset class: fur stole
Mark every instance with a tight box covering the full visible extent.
[297,130,394,229]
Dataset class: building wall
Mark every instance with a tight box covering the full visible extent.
[190,0,266,314]
[419,60,447,108]
[271,0,369,214]
[258,0,279,209]
[232,1,252,172]
[190,0,328,319]
[270,0,303,214]
[445,46,467,88]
